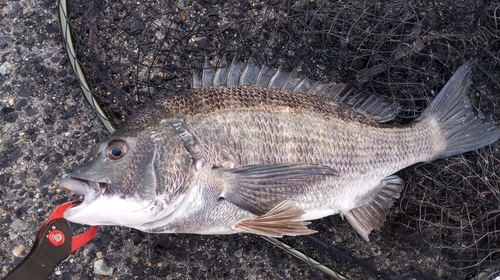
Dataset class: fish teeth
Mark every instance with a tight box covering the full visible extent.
[89,181,101,192]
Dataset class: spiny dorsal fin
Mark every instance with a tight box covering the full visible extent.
[344,175,404,241]
[235,200,317,237]
[201,56,215,87]
[192,55,399,123]
[220,163,337,216]
[213,55,229,86]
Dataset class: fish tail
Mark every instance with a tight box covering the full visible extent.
[420,61,500,157]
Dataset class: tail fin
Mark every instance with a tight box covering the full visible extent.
[419,61,500,157]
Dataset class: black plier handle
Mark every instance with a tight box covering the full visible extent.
[4,201,98,280]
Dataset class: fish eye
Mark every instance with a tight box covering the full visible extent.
[106,140,128,160]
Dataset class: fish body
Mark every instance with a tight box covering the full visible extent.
[60,58,500,241]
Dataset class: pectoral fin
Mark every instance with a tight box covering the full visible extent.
[235,200,316,237]
[345,175,404,241]
[220,163,337,216]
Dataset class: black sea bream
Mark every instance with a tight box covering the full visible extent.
[60,58,500,241]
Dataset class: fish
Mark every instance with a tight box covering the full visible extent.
[59,57,500,241]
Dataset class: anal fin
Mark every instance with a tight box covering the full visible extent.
[345,175,404,241]
[235,200,316,237]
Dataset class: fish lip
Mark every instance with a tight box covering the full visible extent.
[59,177,107,197]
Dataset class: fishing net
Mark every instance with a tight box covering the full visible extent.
[58,0,500,279]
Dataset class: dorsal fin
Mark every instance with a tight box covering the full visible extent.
[192,56,399,123]
[213,55,229,86]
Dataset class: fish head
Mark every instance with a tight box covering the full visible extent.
[60,127,192,229]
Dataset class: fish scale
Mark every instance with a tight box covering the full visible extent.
[185,101,428,197]
[187,102,431,171]
[59,59,499,241]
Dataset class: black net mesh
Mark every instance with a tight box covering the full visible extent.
[60,0,500,279]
